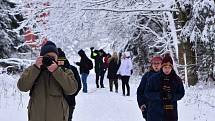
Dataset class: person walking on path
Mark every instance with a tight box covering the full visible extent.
[137,56,162,121]
[145,54,185,121]
[76,49,93,93]
[58,48,81,121]
[107,52,120,93]
[117,52,133,96]
[90,47,106,88]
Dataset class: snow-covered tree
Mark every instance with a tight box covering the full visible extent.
[17,0,215,84]
[178,0,215,85]
[0,0,29,59]
[14,0,182,75]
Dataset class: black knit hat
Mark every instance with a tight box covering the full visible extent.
[57,48,67,61]
[40,41,58,56]
[78,49,86,57]
[162,53,173,67]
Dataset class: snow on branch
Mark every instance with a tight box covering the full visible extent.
[84,0,116,7]
[132,23,162,39]
[82,7,179,12]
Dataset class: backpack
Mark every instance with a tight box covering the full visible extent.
[63,65,82,106]
[86,58,93,70]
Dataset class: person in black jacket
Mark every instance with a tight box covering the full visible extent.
[144,54,185,121]
[137,56,162,121]
[76,49,93,93]
[57,48,82,121]
[107,52,120,92]
[90,47,106,88]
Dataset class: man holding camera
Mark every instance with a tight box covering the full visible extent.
[17,41,78,121]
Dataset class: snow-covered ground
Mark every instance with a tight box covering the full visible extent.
[0,72,215,121]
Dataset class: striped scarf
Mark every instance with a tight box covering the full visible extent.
[161,74,176,121]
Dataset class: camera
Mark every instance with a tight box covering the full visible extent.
[42,56,55,68]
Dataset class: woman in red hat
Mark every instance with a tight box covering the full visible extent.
[137,55,162,121]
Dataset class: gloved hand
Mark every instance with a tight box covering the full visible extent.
[90,47,94,50]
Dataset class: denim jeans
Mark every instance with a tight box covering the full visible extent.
[81,73,89,93]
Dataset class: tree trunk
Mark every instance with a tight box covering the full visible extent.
[178,41,198,86]
[176,0,198,86]
[184,40,198,86]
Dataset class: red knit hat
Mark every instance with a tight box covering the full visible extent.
[150,56,162,63]
[162,53,173,67]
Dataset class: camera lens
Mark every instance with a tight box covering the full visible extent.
[42,56,54,67]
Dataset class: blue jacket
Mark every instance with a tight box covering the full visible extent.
[137,70,157,108]
[145,71,185,121]
[137,70,158,118]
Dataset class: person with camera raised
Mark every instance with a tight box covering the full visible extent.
[90,47,106,88]
[17,41,78,121]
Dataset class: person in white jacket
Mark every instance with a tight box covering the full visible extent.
[117,52,133,96]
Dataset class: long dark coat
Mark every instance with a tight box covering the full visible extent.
[144,71,185,121]
[107,59,120,79]
[137,70,157,117]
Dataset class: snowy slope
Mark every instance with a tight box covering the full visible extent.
[0,73,215,121]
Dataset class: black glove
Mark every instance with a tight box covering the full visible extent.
[131,70,133,75]
[90,47,94,50]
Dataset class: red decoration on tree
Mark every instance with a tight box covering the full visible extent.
[24,29,36,43]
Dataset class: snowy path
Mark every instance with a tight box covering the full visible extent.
[73,84,143,121]
[0,73,215,121]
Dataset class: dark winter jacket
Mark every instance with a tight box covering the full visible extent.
[90,50,104,74]
[107,59,120,79]
[137,70,158,108]
[144,71,185,121]
[102,56,110,69]
[77,51,92,74]
[63,61,82,106]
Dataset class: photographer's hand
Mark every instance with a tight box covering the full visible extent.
[35,56,43,68]
[47,61,58,72]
